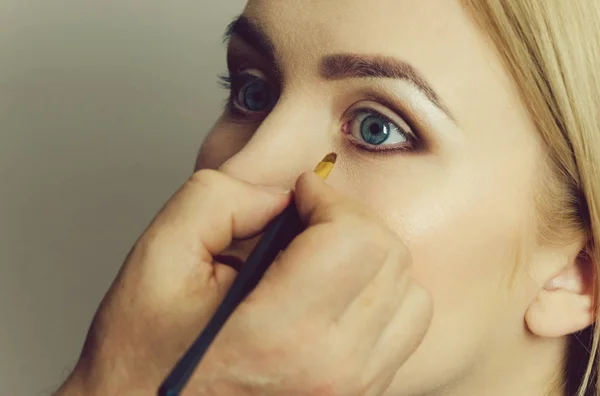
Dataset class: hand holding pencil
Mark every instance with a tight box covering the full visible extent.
[55,154,432,396]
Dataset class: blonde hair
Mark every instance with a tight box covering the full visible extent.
[461,1,600,395]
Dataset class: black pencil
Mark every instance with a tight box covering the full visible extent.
[158,153,337,396]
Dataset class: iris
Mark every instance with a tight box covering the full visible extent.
[239,79,271,112]
[360,115,391,145]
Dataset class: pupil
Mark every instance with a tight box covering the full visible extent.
[370,123,381,135]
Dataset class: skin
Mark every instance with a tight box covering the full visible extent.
[56,1,596,395]
[196,0,593,394]
[56,170,432,396]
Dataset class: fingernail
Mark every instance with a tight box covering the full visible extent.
[255,184,292,194]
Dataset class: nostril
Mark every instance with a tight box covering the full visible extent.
[214,255,244,272]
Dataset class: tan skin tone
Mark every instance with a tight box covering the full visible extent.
[56,1,596,395]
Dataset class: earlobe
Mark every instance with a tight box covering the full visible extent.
[525,251,597,338]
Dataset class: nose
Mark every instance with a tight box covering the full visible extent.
[218,99,335,188]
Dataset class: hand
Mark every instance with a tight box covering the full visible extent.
[56,169,293,396]
[56,170,432,396]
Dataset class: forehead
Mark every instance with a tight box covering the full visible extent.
[245,0,472,54]
[242,1,478,69]
[242,0,514,129]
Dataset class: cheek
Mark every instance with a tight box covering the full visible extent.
[195,120,254,171]
[333,155,533,317]
[334,155,536,385]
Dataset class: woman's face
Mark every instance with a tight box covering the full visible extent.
[196,0,547,393]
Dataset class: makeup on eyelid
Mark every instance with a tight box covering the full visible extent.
[219,68,428,154]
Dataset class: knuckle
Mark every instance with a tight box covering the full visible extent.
[186,169,237,207]
[406,282,434,318]
[188,168,224,188]
[391,242,412,268]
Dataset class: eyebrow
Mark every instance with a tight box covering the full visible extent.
[321,55,455,120]
[224,15,276,62]
[224,15,455,121]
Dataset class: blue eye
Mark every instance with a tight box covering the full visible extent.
[236,77,273,112]
[360,115,392,145]
[349,110,410,148]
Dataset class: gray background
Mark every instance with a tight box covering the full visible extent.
[0,1,245,394]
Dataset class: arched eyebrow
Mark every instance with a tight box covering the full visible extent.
[320,54,455,121]
[224,15,456,122]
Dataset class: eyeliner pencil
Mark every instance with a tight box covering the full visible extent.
[158,153,337,396]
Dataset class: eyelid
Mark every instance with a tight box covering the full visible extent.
[227,50,280,82]
[230,68,270,84]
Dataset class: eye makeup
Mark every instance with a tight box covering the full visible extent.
[341,101,421,153]
[220,47,436,156]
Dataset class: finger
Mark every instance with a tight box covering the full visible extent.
[249,172,394,321]
[146,170,291,257]
[365,280,433,381]
[128,170,291,305]
[336,245,412,354]
[294,171,374,228]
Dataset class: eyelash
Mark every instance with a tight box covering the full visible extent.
[218,72,235,92]
[218,70,419,153]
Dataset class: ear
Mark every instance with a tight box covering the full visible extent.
[525,249,597,337]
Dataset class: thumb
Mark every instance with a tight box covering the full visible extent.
[147,170,292,256]
[130,170,291,305]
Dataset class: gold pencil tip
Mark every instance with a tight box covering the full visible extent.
[313,152,337,180]
[322,152,337,164]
